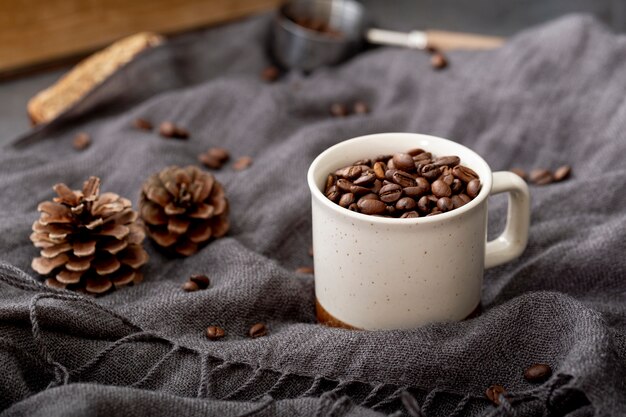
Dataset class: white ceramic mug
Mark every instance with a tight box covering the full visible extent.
[307,133,530,330]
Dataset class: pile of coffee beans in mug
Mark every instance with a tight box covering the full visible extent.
[323,149,481,218]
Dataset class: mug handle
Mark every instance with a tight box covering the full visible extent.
[485,171,531,269]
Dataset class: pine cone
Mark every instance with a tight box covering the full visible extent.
[139,166,229,256]
[30,177,149,294]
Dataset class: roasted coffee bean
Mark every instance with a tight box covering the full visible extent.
[199,153,223,169]
[392,153,416,172]
[386,158,396,169]
[432,180,452,198]
[485,385,506,406]
[339,193,355,208]
[325,174,336,192]
[400,211,419,218]
[336,179,353,192]
[159,121,176,137]
[431,52,448,69]
[451,195,467,209]
[295,266,314,274]
[261,65,280,82]
[325,185,340,202]
[373,162,387,179]
[523,364,552,383]
[413,152,432,162]
[459,193,471,204]
[529,169,552,185]
[427,210,441,216]
[335,165,362,179]
[359,193,380,201]
[434,155,460,167]
[407,148,426,156]
[451,179,463,194]
[353,171,376,186]
[373,154,391,163]
[182,280,199,292]
[357,199,387,215]
[206,326,225,340]
[330,103,349,117]
[452,165,479,183]
[510,167,526,180]
[385,169,397,182]
[553,165,571,182]
[350,185,370,195]
[386,205,396,216]
[348,203,359,211]
[352,158,371,166]
[371,179,382,194]
[190,274,210,289]
[441,173,454,186]
[396,197,416,211]
[421,165,441,181]
[73,132,91,150]
[207,147,230,162]
[233,156,253,171]
[249,322,268,338]
[379,184,403,203]
[392,170,416,188]
[133,118,152,131]
[403,184,429,198]
[466,179,481,198]
[417,196,432,213]
[353,101,369,114]
[437,197,454,212]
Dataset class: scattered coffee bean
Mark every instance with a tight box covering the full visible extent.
[466,179,481,198]
[182,280,199,292]
[295,266,314,274]
[199,147,230,169]
[529,168,553,185]
[206,325,225,340]
[524,363,552,383]
[330,103,349,117]
[553,165,571,182]
[190,274,210,289]
[233,156,253,171]
[159,121,189,139]
[431,51,448,69]
[261,65,280,82]
[353,101,369,114]
[510,167,526,180]
[133,118,152,131]
[73,132,91,150]
[485,384,506,406]
[249,322,268,338]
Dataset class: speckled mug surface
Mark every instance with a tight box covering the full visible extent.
[308,133,530,330]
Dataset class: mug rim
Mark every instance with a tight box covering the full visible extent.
[307,132,493,225]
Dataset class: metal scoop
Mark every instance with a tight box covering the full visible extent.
[272,0,504,71]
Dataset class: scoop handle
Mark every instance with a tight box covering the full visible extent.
[366,28,504,51]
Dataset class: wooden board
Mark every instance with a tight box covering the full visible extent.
[0,0,280,75]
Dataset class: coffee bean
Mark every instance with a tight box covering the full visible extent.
[431,52,448,69]
[451,195,467,209]
[199,153,223,169]
[359,193,380,201]
[159,121,188,139]
[330,103,349,117]
[379,184,403,203]
[353,101,369,114]
[432,180,452,198]
[452,165,479,183]
[529,169,552,185]
[206,325,225,340]
[407,148,426,156]
[466,179,481,198]
[510,167,526,180]
[348,203,359,211]
[400,211,419,218]
[357,199,387,215]
[233,156,253,171]
[441,173,454,186]
[295,266,314,274]
[182,280,199,292]
[413,152,432,162]
[336,179,352,193]
[73,132,91,150]
[434,155,460,167]
[206,147,230,163]
[352,158,371,166]
[373,162,387,180]
[459,193,471,204]
[553,165,571,182]
[396,197,416,211]
[353,171,376,186]
[190,274,210,289]
[524,363,552,383]
[392,170,416,188]
[133,118,152,131]
[417,196,432,213]
[249,322,268,338]
[371,179,382,193]
[325,185,340,202]
[339,193,355,208]
[335,165,362,180]
[385,169,397,182]
[261,65,280,82]
[386,205,396,216]
[325,174,336,192]
[392,153,416,172]
[350,185,371,195]
[403,183,429,198]
[485,385,506,405]
[437,197,454,212]
[451,179,464,194]
[421,165,441,181]
[426,210,441,216]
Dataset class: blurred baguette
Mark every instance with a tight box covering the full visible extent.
[27,32,164,125]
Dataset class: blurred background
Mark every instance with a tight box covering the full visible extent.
[1,0,623,140]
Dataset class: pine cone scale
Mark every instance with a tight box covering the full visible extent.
[32,254,69,275]
[73,240,97,257]
[40,243,72,258]
[56,269,82,284]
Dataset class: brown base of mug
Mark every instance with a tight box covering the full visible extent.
[316,299,482,330]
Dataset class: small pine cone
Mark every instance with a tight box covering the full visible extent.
[30,177,149,294]
[139,166,229,256]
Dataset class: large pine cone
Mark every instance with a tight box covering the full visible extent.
[139,166,229,256]
[30,177,149,294]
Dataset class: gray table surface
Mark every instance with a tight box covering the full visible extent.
[0,0,622,144]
